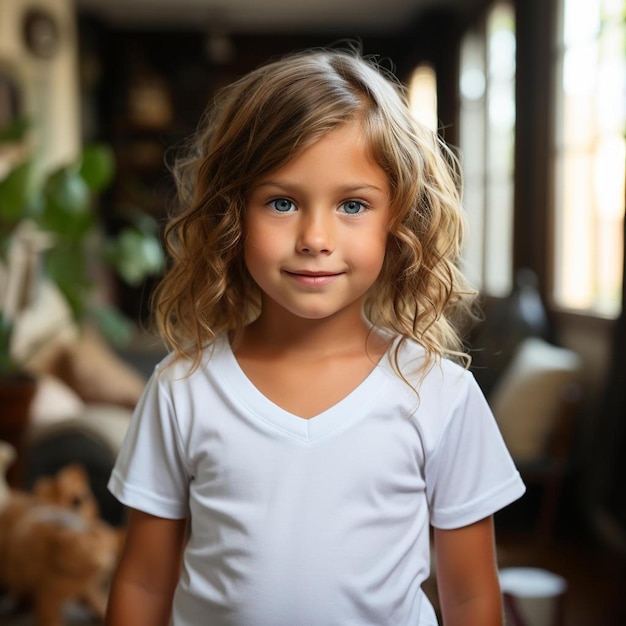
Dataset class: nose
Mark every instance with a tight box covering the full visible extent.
[297,212,334,254]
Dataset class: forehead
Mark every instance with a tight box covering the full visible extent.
[257,120,388,189]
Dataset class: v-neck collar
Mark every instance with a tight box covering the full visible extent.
[211,334,397,442]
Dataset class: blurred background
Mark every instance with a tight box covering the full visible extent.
[0,0,624,624]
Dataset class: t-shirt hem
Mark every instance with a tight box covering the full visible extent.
[430,473,526,529]
[108,470,188,520]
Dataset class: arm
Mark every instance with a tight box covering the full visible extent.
[434,516,503,626]
[106,508,188,626]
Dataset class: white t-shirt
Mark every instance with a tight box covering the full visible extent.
[109,334,525,626]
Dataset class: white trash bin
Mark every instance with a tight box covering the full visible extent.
[499,567,567,626]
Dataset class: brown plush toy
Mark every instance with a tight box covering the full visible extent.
[0,443,122,626]
[31,463,100,524]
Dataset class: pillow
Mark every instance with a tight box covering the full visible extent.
[29,375,86,427]
[488,337,582,462]
[29,404,134,460]
[53,327,147,410]
[12,280,79,369]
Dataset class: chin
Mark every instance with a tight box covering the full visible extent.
[283,303,364,322]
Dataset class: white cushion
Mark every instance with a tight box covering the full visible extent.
[29,375,86,426]
[489,337,582,462]
[28,404,133,458]
[11,279,78,364]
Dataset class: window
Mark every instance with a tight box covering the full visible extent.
[408,63,438,132]
[459,1,516,296]
[553,0,625,317]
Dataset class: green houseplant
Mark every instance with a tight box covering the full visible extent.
[0,123,164,483]
[0,134,164,379]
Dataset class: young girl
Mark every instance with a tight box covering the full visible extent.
[106,49,525,626]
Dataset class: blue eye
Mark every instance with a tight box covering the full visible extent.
[269,198,295,212]
[341,200,366,215]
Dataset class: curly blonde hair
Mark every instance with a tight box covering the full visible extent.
[153,48,477,373]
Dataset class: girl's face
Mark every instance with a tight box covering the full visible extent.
[244,119,391,324]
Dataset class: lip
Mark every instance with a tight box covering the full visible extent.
[283,270,343,287]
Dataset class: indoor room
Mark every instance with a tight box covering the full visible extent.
[0,0,624,624]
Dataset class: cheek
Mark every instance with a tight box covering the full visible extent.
[243,221,281,270]
[354,226,390,271]
[343,239,387,288]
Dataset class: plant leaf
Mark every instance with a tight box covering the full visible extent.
[105,227,164,286]
[44,242,91,320]
[79,143,115,192]
[40,168,93,238]
[0,160,37,222]
[0,117,30,143]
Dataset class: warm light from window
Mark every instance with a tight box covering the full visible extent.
[408,63,438,132]
[459,1,516,297]
[553,0,625,316]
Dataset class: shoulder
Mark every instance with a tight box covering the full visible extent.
[391,337,474,396]
[131,334,235,438]
[152,334,230,383]
[384,337,489,438]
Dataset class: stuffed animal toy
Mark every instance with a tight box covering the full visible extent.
[0,443,121,626]
[31,463,100,523]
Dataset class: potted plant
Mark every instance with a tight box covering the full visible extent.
[0,122,164,483]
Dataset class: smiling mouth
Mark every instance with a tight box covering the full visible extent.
[283,270,343,286]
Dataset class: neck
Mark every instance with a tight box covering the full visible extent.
[242,305,375,359]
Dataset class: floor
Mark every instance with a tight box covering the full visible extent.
[498,487,626,626]
[423,526,625,626]
[496,531,625,626]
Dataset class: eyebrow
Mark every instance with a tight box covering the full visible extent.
[254,180,385,194]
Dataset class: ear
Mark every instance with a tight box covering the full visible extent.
[33,476,57,503]
[57,463,89,487]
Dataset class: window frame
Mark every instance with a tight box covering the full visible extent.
[458,0,517,297]
[548,0,625,319]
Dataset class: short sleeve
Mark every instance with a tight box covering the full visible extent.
[426,373,525,529]
[108,366,191,519]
